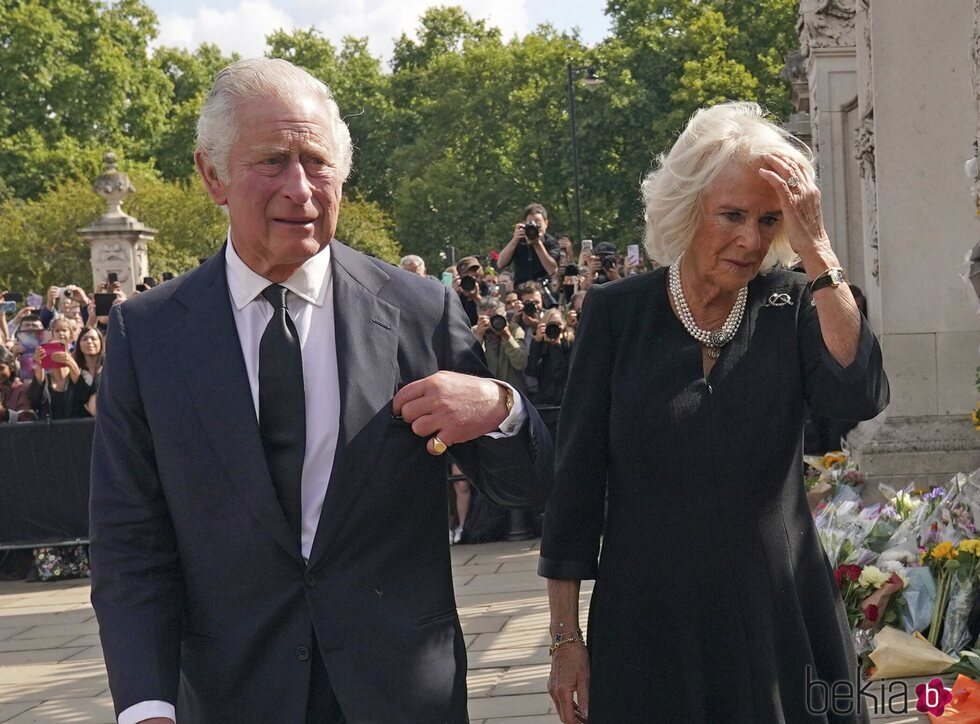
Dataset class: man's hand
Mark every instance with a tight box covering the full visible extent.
[534,322,546,342]
[392,372,509,455]
[46,286,59,309]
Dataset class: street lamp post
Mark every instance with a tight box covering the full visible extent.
[566,62,602,243]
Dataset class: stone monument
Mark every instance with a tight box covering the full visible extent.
[78,152,156,295]
[798,0,980,487]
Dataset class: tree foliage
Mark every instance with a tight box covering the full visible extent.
[0,0,800,289]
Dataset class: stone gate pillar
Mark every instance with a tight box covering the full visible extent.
[78,152,156,295]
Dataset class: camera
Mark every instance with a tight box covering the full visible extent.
[564,264,579,278]
[601,255,616,271]
[522,301,539,317]
[489,314,507,333]
[522,220,540,241]
[545,323,562,341]
[460,275,477,292]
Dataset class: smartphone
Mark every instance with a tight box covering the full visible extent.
[27,293,43,309]
[627,244,640,267]
[143,276,156,287]
[441,271,454,287]
[94,293,116,316]
[40,342,67,370]
[581,239,593,255]
[135,284,147,293]
[2,301,16,314]
[107,272,119,284]
[3,291,23,302]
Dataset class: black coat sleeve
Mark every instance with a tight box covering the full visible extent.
[797,284,889,421]
[88,304,183,715]
[538,287,614,580]
[440,286,554,508]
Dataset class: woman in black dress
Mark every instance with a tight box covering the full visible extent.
[539,102,888,724]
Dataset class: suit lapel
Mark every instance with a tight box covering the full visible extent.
[307,242,399,570]
[174,248,302,563]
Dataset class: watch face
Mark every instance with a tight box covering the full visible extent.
[830,269,846,286]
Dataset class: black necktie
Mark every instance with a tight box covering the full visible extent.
[259,284,306,541]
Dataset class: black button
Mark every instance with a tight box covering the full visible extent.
[297,646,311,661]
[304,573,317,588]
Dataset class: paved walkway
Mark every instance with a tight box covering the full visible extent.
[0,540,932,723]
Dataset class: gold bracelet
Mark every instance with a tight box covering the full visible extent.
[548,631,586,656]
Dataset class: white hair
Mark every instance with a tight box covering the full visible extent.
[400,254,425,269]
[196,57,353,183]
[641,101,813,270]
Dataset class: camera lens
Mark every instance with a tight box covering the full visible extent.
[460,276,477,292]
[601,256,615,270]
[489,314,507,332]
[545,323,561,340]
[524,221,540,241]
[522,301,538,317]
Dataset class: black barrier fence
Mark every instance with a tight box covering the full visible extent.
[0,418,94,549]
[1,404,561,550]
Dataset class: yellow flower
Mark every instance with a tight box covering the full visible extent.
[931,541,958,560]
[959,540,980,556]
[822,452,848,468]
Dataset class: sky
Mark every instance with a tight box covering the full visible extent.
[144,0,612,65]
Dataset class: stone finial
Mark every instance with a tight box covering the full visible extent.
[92,151,136,218]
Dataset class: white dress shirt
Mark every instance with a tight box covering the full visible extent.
[118,237,525,724]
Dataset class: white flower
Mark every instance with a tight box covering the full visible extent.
[858,565,890,590]
[878,560,910,587]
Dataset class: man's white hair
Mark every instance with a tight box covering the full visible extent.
[400,254,425,269]
[196,57,353,183]
[641,101,813,270]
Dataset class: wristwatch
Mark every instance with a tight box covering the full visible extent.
[809,267,846,295]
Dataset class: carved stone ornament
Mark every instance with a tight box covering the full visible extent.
[798,0,857,57]
[855,0,879,281]
[92,151,136,217]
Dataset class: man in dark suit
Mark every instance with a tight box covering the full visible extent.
[89,58,552,724]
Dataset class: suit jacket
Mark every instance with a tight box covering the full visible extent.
[89,241,553,723]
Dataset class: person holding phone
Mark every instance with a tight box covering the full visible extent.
[27,317,92,420]
[0,346,31,422]
[73,327,105,417]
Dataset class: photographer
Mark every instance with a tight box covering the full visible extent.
[496,204,561,286]
[527,307,574,407]
[580,241,622,288]
[473,300,528,393]
[0,347,30,422]
[515,281,545,401]
[454,256,489,326]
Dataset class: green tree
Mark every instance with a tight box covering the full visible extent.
[0,0,172,199]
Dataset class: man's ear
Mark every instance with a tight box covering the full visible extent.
[195,150,228,206]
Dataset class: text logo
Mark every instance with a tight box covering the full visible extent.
[915,678,952,716]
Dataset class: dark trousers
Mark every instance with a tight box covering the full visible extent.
[307,636,345,723]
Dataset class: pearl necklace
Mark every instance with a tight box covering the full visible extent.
[668,254,747,359]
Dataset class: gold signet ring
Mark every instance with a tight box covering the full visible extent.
[431,436,448,455]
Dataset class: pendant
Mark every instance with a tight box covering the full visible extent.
[708,329,728,347]
[705,346,721,359]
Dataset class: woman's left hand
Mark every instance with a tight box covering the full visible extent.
[758,154,834,265]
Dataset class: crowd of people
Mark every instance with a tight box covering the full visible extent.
[0,281,119,581]
[399,202,652,544]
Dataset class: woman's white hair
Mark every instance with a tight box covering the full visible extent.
[196,57,353,183]
[641,101,813,269]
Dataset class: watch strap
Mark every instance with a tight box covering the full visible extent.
[809,267,845,295]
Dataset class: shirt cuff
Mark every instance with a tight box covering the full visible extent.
[484,381,526,439]
[118,700,175,724]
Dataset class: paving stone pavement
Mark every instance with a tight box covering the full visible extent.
[0,540,932,723]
